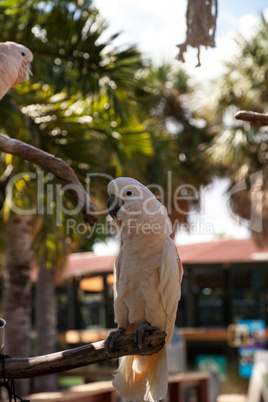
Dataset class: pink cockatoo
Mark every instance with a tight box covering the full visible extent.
[0,41,33,100]
[107,177,183,402]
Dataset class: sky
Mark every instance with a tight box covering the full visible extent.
[94,0,268,82]
[92,0,268,251]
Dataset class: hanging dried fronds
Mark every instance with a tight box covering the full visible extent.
[176,0,218,67]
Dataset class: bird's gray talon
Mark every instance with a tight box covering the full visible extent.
[105,327,126,358]
[134,323,152,353]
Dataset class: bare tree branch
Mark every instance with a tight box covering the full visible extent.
[0,327,166,379]
[235,110,268,126]
[0,134,98,225]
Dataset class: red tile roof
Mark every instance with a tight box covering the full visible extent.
[64,252,115,279]
[177,238,268,264]
[63,238,268,280]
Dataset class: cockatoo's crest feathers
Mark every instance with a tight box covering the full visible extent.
[0,41,33,100]
[107,177,169,228]
[108,177,151,200]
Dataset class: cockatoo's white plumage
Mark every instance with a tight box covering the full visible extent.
[107,177,183,402]
[0,41,33,100]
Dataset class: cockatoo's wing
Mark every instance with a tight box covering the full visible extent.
[0,53,14,96]
[114,245,123,300]
[113,238,183,402]
[158,238,183,346]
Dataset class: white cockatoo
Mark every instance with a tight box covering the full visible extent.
[107,177,183,402]
[0,41,33,100]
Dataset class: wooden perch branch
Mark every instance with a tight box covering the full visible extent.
[0,327,166,379]
[235,110,268,127]
[0,134,98,225]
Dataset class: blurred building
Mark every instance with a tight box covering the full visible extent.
[55,237,268,394]
[58,238,268,332]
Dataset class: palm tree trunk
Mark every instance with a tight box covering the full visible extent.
[3,214,33,397]
[34,261,57,393]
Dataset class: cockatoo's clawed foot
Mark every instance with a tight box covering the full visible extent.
[134,322,152,353]
[105,327,126,358]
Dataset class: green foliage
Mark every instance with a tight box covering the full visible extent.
[0,0,214,256]
[207,14,268,244]
[134,62,213,185]
[209,14,268,177]
[0,0,155,259]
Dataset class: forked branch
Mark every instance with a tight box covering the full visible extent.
[0,327,166,379]
[0,134,98,225]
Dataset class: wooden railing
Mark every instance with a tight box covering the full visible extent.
[59,327,268,345]
[27,372,211,402]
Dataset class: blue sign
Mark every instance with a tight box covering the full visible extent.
[238,320,266,378]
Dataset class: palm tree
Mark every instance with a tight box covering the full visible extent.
[0,1,215,395]
[3,213,32,396]
[0,92,35,397]
[207,14,268,245]
[0,0,153,394]
[126,62,214,235]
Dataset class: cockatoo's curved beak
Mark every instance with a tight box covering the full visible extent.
[18,60,33,82]
[107,194,124,218]
[28,62,33,76]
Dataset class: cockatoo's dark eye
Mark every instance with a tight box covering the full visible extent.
[21,52,25,56]
[126,190,132,196]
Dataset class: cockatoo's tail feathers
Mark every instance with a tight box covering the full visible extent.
[113,348,168,402]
